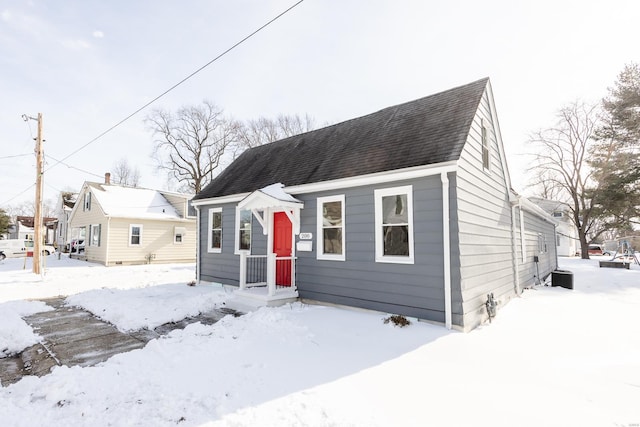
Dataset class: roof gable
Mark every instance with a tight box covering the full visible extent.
[195,78,488,200]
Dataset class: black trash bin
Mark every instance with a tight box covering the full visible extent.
[551,269,573,289]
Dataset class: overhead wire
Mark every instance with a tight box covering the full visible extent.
[2,0,304,206]
[45,0,304,174]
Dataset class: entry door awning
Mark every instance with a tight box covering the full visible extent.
[238,183,303,211]
[238,183,303,235]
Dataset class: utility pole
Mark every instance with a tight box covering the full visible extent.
[23,113,44,275]
[33,113,44,275]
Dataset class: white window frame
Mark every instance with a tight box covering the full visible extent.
[538,233,547,254]
[374,185,414,264]
[316,194,345,261]
[235,207,252,254]
[208,208,222,253]
[174,226,186,244]
[481,118,491,172]
[84,192,91,211]
[90,224,101,247]
[129,224,142,247]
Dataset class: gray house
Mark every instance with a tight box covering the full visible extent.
[192,78,557,331]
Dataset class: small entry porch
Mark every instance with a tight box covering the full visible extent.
[226,184,303,312]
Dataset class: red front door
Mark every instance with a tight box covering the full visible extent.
[273,212,292,286]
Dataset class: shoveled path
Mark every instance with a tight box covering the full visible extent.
[0,297,240,386]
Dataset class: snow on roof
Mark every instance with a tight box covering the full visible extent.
[91,185,180,220]
[258,183,302,203]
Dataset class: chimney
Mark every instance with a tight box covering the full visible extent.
[105,172,111,185]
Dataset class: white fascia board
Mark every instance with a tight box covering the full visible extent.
[514,196,559,225]
[286,161,458,195]
[191,193,249,207]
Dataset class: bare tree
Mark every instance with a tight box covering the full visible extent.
[527,101,604,259]
[235,113,315,151]
[145,100,239,194]
[112,158,141,187]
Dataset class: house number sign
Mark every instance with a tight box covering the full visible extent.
[299,233,313,240]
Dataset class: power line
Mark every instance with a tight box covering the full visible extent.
[0,153,32,160]
[45,0,304,174]
[45,154,105,179]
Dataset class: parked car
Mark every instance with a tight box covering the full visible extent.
[588,244,604,255]
[70,239,85,253]
[0,239,55,258]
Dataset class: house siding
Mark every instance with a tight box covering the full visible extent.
[514,207,557,288]
[297,177,448,322]
[198,176,452,323]
[454,88,516,331]
[105,218,196,266]
[199,204,241,285]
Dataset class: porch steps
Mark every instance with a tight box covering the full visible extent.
[225,287,299,313]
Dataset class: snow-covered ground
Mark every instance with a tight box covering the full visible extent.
[0,255,639,426]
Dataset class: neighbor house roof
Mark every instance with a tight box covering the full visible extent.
[194,78,489,200]
[87,184,180,220]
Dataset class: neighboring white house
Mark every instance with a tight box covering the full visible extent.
[529,197,578,257]
[54,191,78,252]
[68,174,196,266]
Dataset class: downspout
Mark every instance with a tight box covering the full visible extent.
[510,203,521,295]
[195,206,201,283]
[519,200,526,263]
[441,172,452,330]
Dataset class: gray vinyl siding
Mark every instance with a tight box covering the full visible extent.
[295,176,449,323]
[515,207,557,288]
[199,204,241,285]
[455,88,516,331]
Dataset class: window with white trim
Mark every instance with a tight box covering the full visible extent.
[129,224,142,246]
[538,233,547,253]
[90,224,101,247]
[236,208,252,252]
[174,226,186,244]
[481,119,491,171]
[208,208,222,253]
[83,192,92,211]
[317,195,345,261]
[374,186,414,264]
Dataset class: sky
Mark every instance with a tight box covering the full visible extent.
[1,255,639,425]
[1,0,639,210]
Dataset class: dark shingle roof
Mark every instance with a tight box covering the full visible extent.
[194,78,488,200]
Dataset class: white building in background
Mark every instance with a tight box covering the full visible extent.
[529,197,579,257]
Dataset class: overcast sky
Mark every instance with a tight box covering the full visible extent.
[1,0,639,210]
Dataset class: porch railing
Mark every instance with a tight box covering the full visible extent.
[239,253,296,296]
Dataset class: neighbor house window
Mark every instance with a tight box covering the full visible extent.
[236,208,252,252]
[538,233,547,253]
[481,119,491,171]
[552,211,563,218]
[208,208,222,253]
[374,186,414,264]
[83,192,92,211]
[129,224,142,246]
[317,195,345,261]
[90,224,101,247]
[174,227,186,244]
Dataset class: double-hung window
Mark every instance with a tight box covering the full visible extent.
[90,224,101,247]
[208,208,222,253]
[236,208,252,252]
[317,195,345,261]
[374,186,414,264]
[129,224,142,246]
